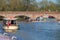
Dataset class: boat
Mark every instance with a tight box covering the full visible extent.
[3,18,18,33]
[0,33,11,40]
[0,33,17,40]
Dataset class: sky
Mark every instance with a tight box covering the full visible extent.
[36,0,57,3]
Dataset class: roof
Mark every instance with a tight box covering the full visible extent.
[3,18,18,20]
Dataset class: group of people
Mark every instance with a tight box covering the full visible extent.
[36,14,48,21]
[6,20,11,28]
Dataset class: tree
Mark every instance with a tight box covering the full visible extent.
[56,0,60,5]
[0,0,38,11]
[38,0,57,11]
[21,0,38,11]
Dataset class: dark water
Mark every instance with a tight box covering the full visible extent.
[0,22,60,40]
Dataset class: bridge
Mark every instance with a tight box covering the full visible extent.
[0,11,60,20]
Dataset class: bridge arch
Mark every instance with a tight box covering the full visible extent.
[0,15,5,21]
[14,15,31,18]
[14,15,31,22]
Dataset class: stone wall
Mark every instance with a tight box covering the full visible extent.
[0,11,60,20]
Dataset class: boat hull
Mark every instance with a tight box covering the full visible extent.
[3,26,18,33]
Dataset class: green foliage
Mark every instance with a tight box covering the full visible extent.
[0,0,60,11]
[38,0,60,12]
[56,0,60,5]
[0,0,38,11]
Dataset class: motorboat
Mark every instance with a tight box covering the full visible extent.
[3,18,18,33]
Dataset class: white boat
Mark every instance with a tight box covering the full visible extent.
[0,34,11,40]
[0,33,17,40]
[3,18,18,33]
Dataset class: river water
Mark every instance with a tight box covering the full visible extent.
[0,22,60,40]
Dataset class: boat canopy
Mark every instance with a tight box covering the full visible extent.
[3,18,18,20]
